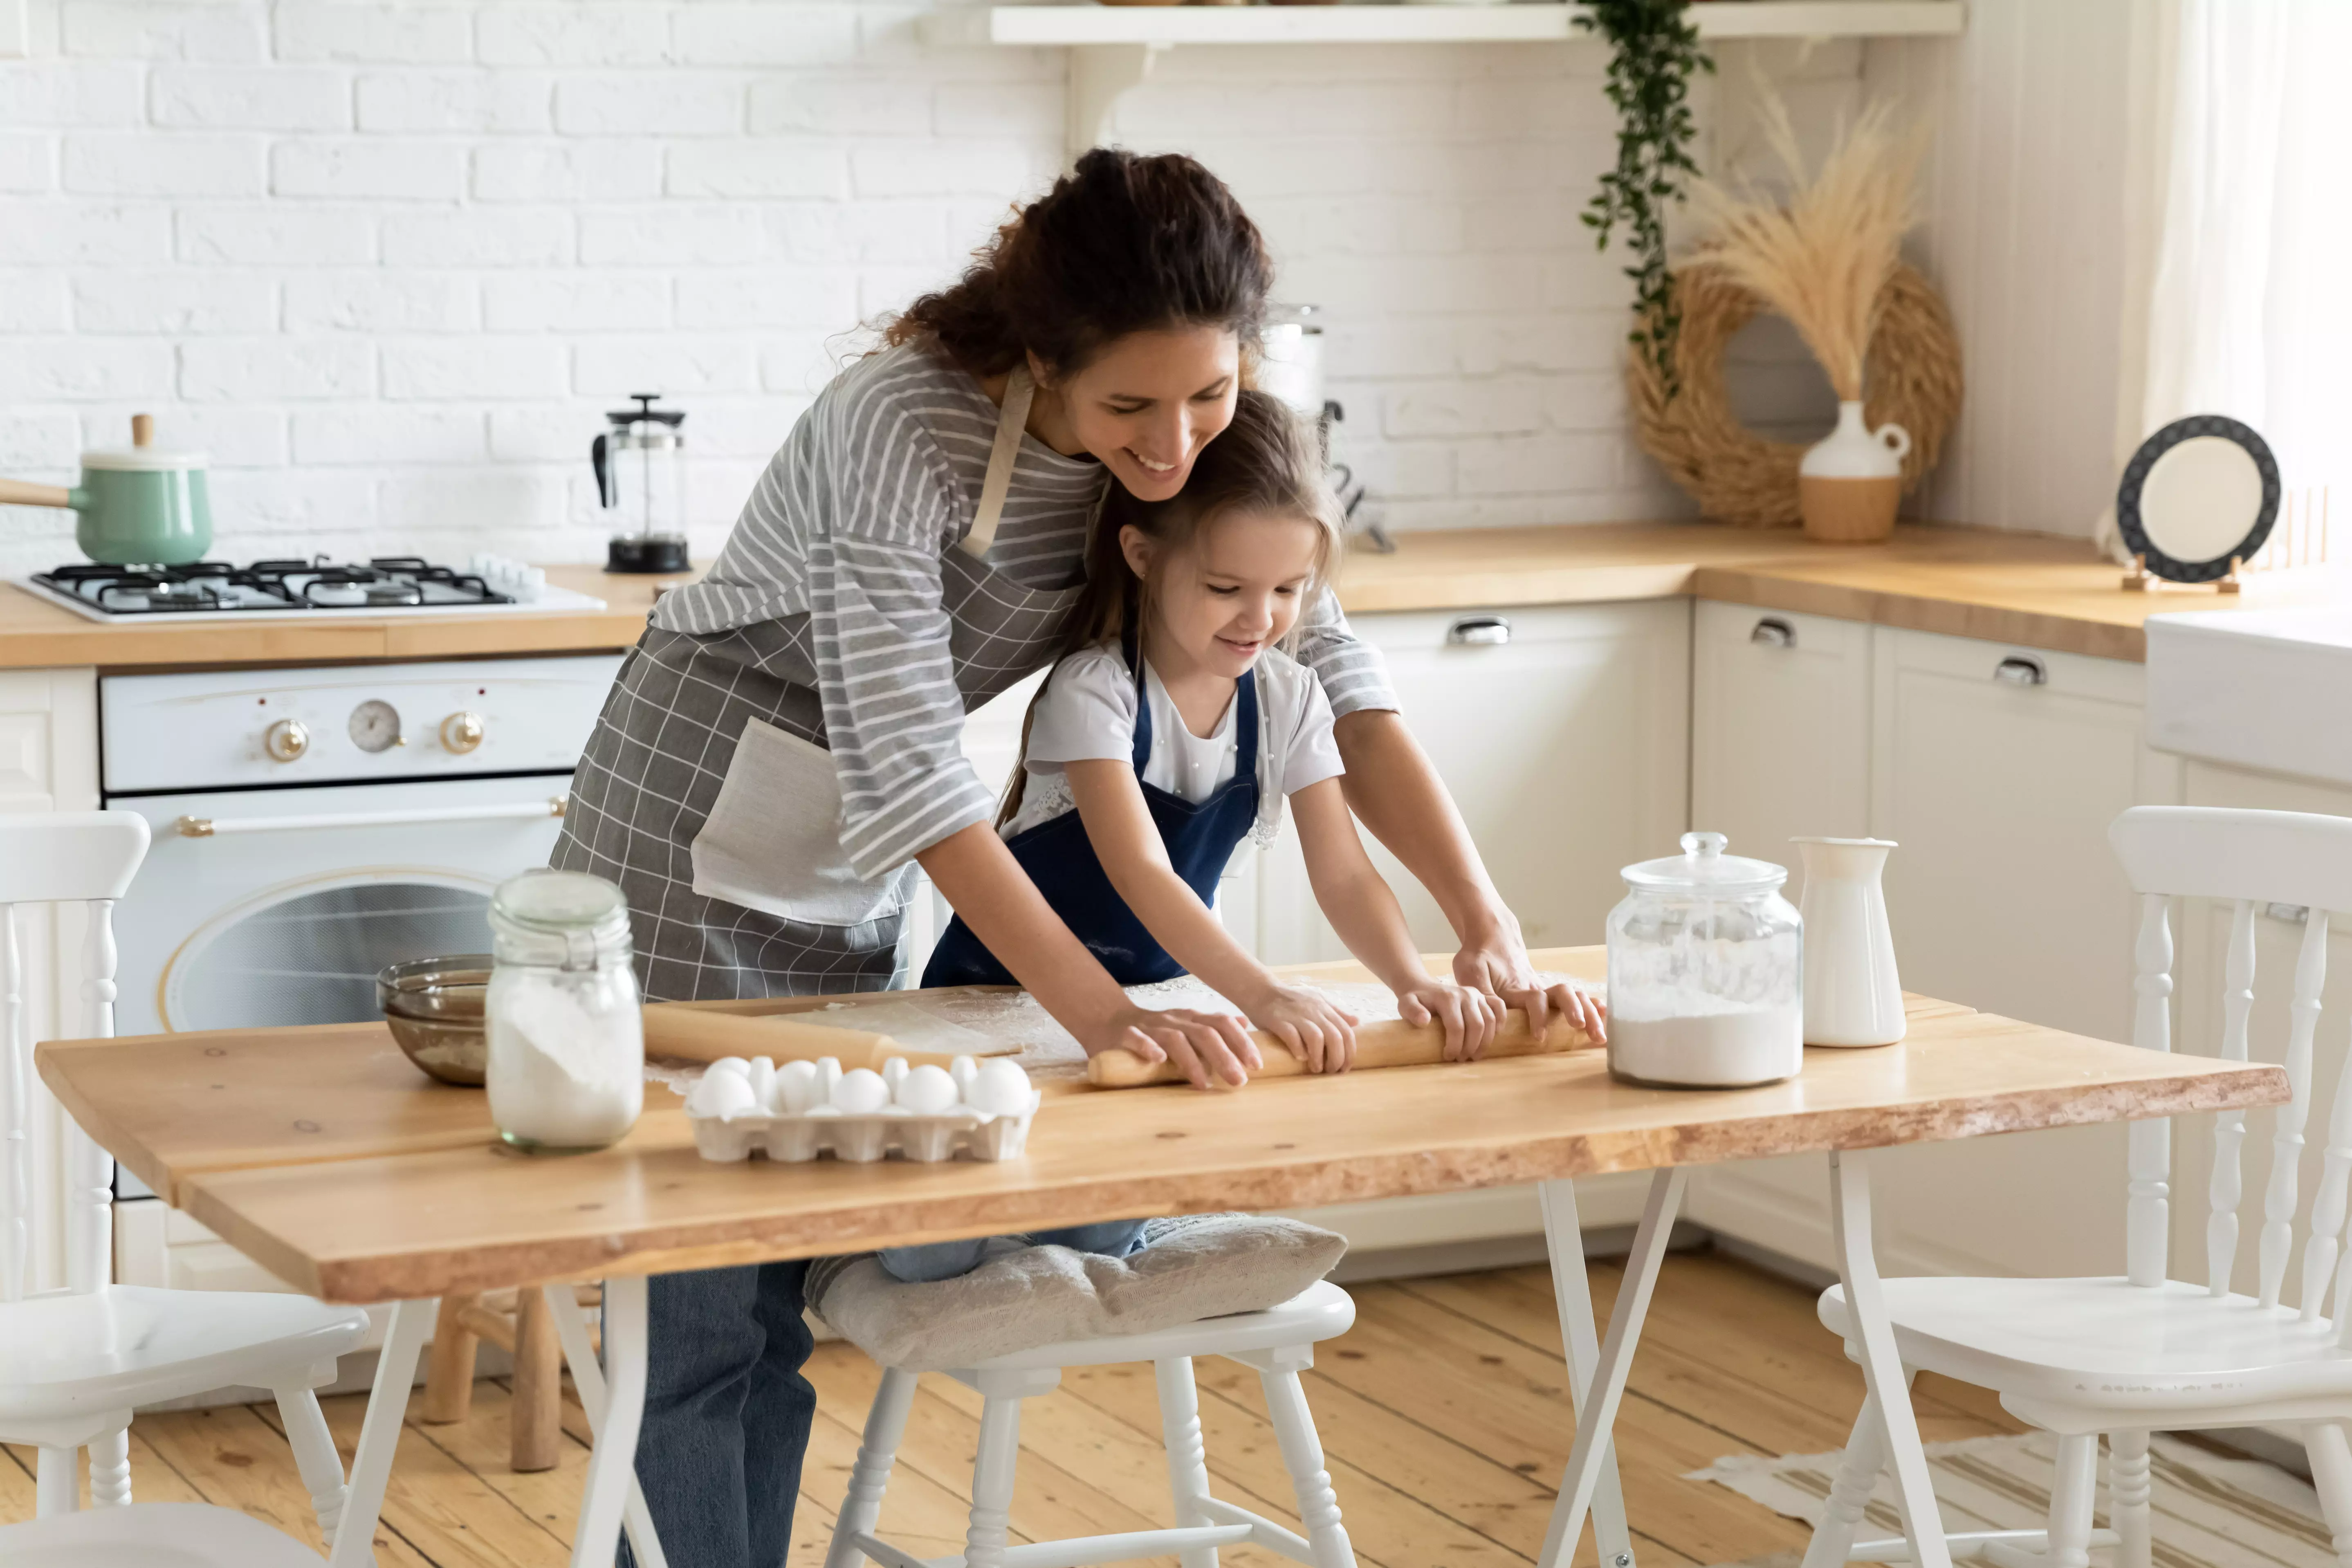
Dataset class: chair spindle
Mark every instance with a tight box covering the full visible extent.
[2211,900,2257,1294]
[2,904,24,1306]
[2303,994,2352,1322]
[64,899,119,1296]
[2128,893,2174,1288]
[2260,912,2329,1309]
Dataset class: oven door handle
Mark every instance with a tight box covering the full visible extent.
[175,796,568,838]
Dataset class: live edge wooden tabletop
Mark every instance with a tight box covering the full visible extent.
[39,948,2286,1305]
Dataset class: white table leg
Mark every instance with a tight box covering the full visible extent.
[328,1297,434,1568]
[571,1274,648,1568]
[1539,1178,1638,1568]
[1537,1167,1687,1568]
[1829,1151,1955,1568]
[544,1281,668,1568]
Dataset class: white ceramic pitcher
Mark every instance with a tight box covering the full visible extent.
[1791,837,1905,1046]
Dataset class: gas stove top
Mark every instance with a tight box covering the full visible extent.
[19,558,607,622]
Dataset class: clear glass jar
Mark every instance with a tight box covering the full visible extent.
[485,869,643,1153]
[1605,832,1803,1088]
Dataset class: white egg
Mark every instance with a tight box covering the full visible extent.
[745,1057,777,1110]
[895,1063,959,1115]
[691,1071,756,1119]
[968,1059,1033,1117]
[707,1057,753,1079]
[817,1057,842,1106]
[882,1057,909,1098]
[832,1067,890,1115]
[950,1054,980,1100]
[772,1059,821,1115]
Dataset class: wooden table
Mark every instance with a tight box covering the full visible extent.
[38,949,2288,1568]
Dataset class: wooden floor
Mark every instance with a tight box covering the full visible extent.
[1,1250,2023,1567]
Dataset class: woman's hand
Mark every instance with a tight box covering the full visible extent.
[1395,978,1506,1061]
[1080,1005,1262,1091]
[1246,983,1359,1075]
[1453,909,1608,1043]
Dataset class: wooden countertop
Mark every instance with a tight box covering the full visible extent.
[7,525,2342,672]
[1333,523,2352,664]
[38,949,2286,1303]
[0,564,678,672]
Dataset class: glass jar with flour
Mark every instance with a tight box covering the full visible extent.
[486,869,643,1152]
[1605,832,1803,1088]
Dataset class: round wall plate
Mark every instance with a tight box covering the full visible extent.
[2115,414,2280,584]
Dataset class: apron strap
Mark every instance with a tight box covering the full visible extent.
[958,365,1034,559]
[1126,624,1153,769]
[1234,667,1259,779]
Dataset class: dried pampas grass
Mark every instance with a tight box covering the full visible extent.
[1688,97,1928,402]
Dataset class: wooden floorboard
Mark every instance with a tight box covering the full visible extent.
[0,1249,2026,1566]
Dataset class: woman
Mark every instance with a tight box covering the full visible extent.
[553,148,1597,1568]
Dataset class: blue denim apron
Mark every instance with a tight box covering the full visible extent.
[922,647,1261,988]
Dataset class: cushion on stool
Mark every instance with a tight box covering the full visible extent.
[807,1214,1347,1373]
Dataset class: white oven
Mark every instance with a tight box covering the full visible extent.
[98,653,622,1297]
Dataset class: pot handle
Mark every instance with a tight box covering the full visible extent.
[591,433,614,509]
[0,478,75,509]
[1874,421,1914,463]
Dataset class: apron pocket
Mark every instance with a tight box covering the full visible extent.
[691,717,908,927]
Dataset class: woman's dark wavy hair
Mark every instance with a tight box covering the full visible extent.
[884,148,1274,380]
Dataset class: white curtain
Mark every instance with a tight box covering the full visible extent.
[2106,0,2352,553]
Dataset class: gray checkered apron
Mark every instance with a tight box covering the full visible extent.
[552,377,1083,1004]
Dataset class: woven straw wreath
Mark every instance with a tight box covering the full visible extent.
[1628,259,1964,529]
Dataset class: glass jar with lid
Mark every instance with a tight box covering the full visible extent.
[485,869,644,1153]
[1605,832,1803,1088]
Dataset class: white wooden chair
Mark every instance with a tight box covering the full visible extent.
[824,1280,1360,1568]
[0,811,370,1545]
[1804,805,2352,1568]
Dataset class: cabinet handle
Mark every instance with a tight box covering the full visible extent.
[1446,615,1511,647]
[1750,617,1796,649]
[1993,655,2047,687]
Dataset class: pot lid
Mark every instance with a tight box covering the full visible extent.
[82,413,205,471]
[82,446,207,472]
[1621,831,1787,894]
[606,393,685,430]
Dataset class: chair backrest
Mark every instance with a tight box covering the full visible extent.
[2109,805,2352,1332]
[1,811,150,1304]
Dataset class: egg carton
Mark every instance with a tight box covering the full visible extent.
[685,1054,1041,1165]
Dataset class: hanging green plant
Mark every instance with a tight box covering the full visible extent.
[1575,0,1713,398]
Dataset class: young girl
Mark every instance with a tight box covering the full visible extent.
[922,390,1503,1083]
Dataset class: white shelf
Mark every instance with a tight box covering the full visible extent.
[920,2,1966,49]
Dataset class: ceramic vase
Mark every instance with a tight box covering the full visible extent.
[1799,401,1912,544]
[1792,837,1905,1047]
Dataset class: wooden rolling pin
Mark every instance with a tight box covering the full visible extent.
[640,1005,963,1073]
[1085,1007,1598,1088]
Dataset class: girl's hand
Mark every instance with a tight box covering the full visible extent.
[1083,1005,1262,1091]
[1248,983,1359,1074]
[1396,979,1506,1061]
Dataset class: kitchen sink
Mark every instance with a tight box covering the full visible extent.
[2146,605,2352,784]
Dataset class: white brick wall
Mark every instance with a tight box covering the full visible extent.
[0,0,1870,574]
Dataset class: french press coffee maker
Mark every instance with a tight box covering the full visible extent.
[591,394,689,574]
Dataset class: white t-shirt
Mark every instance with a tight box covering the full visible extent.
[1001,643,1345,841]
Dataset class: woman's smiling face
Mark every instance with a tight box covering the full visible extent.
[1033,325,1241,502]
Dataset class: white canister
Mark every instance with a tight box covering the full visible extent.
[1605,832,1804,1088]
[1257,304,1326,419]
[1792,837,1905,1046]
[485,869,644,1153]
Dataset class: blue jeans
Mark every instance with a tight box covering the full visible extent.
[615,1261,814,1568]
[879,1219,1152,1283]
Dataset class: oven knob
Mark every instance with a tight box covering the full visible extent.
[263,718,309,763]
[441,711,486,754]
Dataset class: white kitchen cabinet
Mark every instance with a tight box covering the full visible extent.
[1690,599,1874,900]
[1682,601,1872,1261]
[1253,599,1693,966]
[1859,627,2179,1279]
[0,668,98,1299]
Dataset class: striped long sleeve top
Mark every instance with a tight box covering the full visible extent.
[651,342,1397,882]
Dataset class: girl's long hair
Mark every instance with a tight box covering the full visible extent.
[884,148,1273,382]
[997,390,1344,827]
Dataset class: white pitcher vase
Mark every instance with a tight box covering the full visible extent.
[1792,837,1905,1046]
[1798,401,1911,544]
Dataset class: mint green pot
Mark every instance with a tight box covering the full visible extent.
[0,418,214,566]
[70,464,213,566]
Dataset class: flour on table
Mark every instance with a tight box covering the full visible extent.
[798,999,1012,1057]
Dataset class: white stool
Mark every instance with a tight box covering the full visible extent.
[824,1279,1359,1568]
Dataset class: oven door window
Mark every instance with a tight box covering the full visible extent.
[164,876,491,1032]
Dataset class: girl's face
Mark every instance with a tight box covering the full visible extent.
[1034,326,1240,503]
[1124,509,1323,680]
